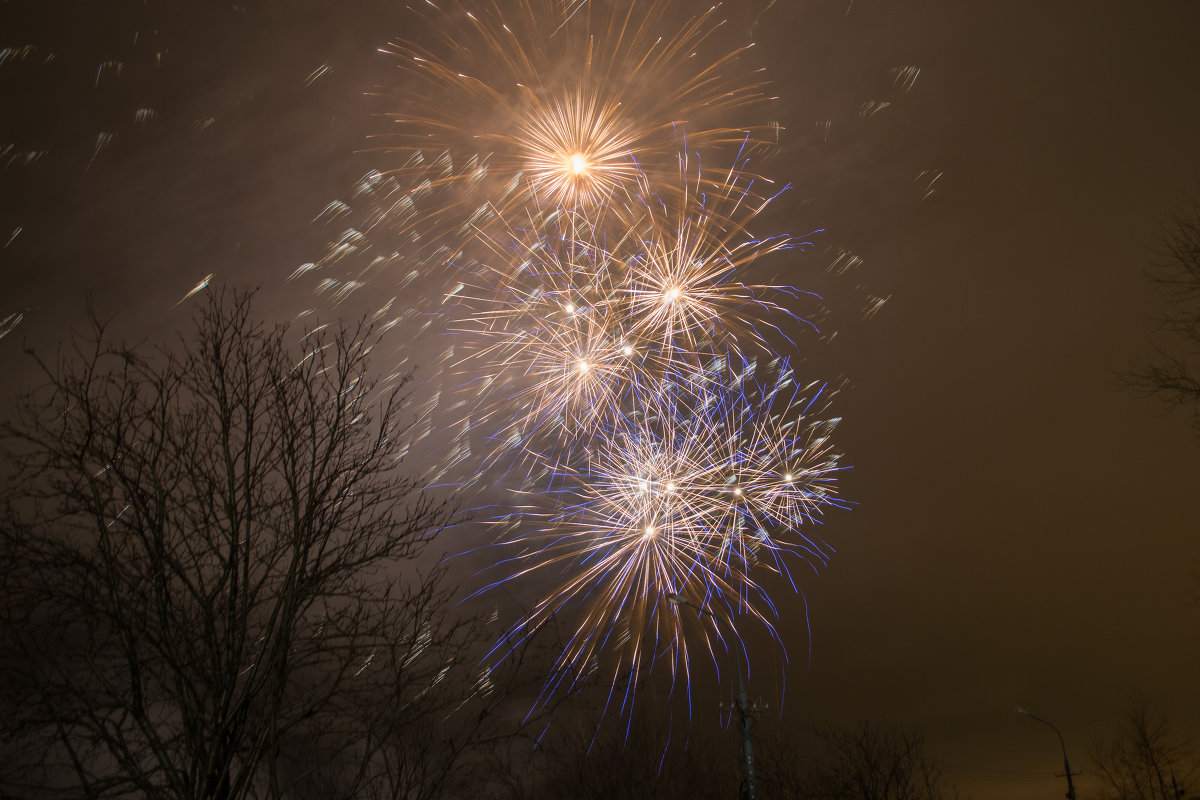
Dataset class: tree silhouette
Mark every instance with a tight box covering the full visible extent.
[1091,698,1198,800]
[793,722,957,800]
[0,291,515,799]
[1129,198,1200,435]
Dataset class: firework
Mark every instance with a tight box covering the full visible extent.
[478,357,844,706]
[446,162,822,469]
[375,0,774,235]
[295,0,849,718]
[614,168,820,363]
[291,156,506,307]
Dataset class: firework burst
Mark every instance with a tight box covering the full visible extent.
[297,0,850,718]
[446,163,822,468]
[478,358,844,707]
[615,168,820,363]
[376,0,774,232]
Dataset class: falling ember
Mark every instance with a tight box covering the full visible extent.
[174,274,214,307]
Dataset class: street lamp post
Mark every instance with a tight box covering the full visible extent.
[669,593,757,800]
[1017,707,1078,800]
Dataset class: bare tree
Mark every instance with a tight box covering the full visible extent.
[556,722,735,800]
[0,291,516,799]
[1128,198,1200,435]
[791,722,957,800]
[1090,698,1199,800]
[490,699,735,800]
[493,710,955,800]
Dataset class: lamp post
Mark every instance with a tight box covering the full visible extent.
[669,593,757,800]
[1017,707,1078,800]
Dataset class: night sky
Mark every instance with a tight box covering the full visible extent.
[3,2,1200,799]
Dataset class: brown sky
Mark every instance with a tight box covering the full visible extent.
[757,3,1200,798]
[2,2,1199,798]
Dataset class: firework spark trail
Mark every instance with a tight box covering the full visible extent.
[612,164,823,362]
[291,157,507,307]
[446,204,648,456]
[287,160,526,489]
[474,357,845,710]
